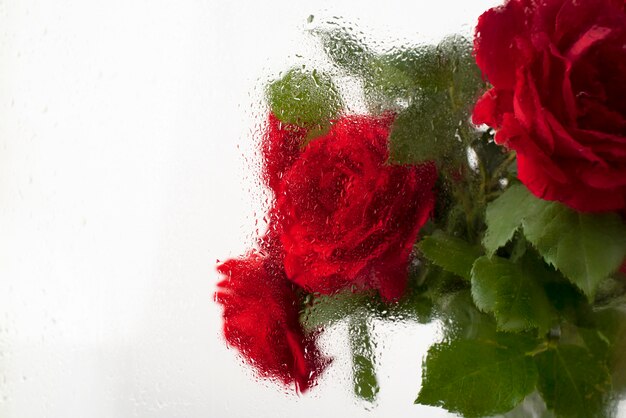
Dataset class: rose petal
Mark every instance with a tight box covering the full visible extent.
[499,113,569,185]
[517,152,626,211]
[514,68,555,152]
[472,88,514,128]
[544,111,604,163]
[474,0,532,89]
[261,113,308,194]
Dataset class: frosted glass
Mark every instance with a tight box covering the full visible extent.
[1,1,623,417]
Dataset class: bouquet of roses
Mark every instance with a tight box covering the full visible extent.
[216,0,626,416]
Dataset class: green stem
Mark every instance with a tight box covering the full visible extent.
[526,341,555,357]
[450,176,476,242]
[349,314,379,402]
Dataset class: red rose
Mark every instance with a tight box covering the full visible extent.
[473,0,626,212]
[274,115,437,301]
[215,253,327,392]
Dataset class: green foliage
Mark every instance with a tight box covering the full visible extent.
[362,58,416,112]
[416,336,538,417]
[300,291,370,333]
[483,184,626,301]
[422,36,484,106]
[483,184,542,255]
[301,286,434,333]
[433,289,498,342]
[267,68,342,128]
[588,301,626,394]
[419,230,482,281]
[314,26,414,111]
[543,280,592,325]
[315,28,373,75]
[470,256,555,333]
[535,345,612,418]
[522,202,626,301]
[388,94,465,163]
[498,392,555,418]
[387,36,485,164]
[349,316,379,402]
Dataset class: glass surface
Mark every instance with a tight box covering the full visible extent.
[1,0,624,417]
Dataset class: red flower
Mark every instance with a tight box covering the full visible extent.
[215,253,327,392]
[274,115,437,301]
[473,0,626,212]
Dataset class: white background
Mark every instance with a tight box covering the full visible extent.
[2,0,607,417]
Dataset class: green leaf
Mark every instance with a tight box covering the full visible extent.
[418,230,482,280]
[535,345,612,418]
[362,57,415,112]
[498,391,555,418]
[440,36,485,108]
[387,36,484,164]
[484,183,626,301]
[300,291,369,333]
[589,300,626,394]
[384,35,483,102]
[471,256,555,333]
[314,27,414,112]
[522,202,626,301]
[543,281,592,325]
[434,289,499,341]
[483,184,544,256]
[416,336,538,417]
[388,94,463,164]
[315,28,373,75]
[349,315,379,402]
[421,265,471,302]
[267,68,342,128]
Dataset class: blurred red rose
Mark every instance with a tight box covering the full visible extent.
[274,114,437,301]
[473,0,626,212]
[215,253,327,392]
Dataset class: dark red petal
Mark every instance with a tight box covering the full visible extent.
[554,0,625,51]
[261,113,308,194]
[472,88,514,128]
[518,150,626,212]
[474,0,531,89]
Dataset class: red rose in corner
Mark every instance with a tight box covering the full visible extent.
[275,115,437,301]
[473,0,626,212]
[215,253,327,392]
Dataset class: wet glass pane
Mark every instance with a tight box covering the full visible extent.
[2,0,626,417]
